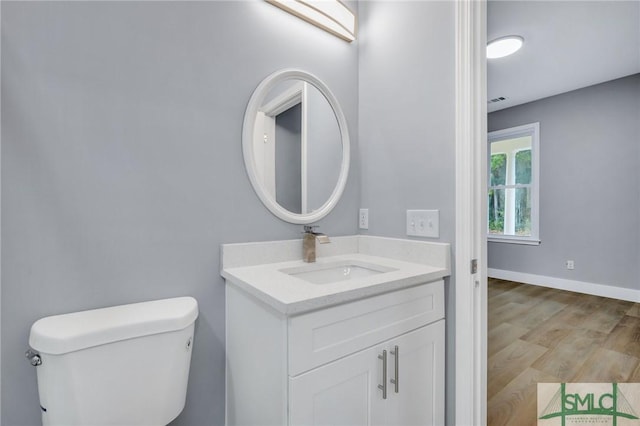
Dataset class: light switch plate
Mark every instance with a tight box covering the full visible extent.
[359,208,369,229]
[406,210,439,238]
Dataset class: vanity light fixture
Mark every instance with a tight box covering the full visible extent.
[487,35,524,59]
[266,0,356,42]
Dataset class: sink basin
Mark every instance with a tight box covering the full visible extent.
[280,260,397,285]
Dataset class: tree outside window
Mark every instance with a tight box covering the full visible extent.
[488,123,539,244]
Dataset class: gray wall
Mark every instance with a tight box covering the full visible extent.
[275,104,303,213]
[357,1,456,422]
[488,74,640,290]
[307,86,342,212]
[1,2,359,425]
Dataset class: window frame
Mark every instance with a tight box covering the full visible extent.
[487,122,540,245]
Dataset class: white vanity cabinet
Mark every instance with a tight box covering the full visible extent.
[225,279,445,426]
[289,321,444,426]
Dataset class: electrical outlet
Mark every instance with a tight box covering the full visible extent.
[566,260,575,270]
[406,210,439,238]
[359,208,369,229]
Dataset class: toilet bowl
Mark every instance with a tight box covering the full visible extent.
[28,296,198,426]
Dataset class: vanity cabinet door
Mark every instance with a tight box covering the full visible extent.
[383,320,445,426]
[288,320,445,426]
[288,344,386,426]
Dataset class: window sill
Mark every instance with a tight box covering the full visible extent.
[487,237,541,246]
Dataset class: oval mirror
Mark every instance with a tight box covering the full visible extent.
[242,69,350,224]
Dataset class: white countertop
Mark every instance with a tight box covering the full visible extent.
[221,236,451,315]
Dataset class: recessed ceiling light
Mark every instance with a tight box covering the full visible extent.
[487,36,524,59]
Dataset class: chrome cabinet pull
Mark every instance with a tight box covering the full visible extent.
[390,345,399,393]
[378,350,387,399]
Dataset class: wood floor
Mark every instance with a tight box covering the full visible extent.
[488,278,640,425]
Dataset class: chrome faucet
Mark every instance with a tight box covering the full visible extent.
[303,225,330,263]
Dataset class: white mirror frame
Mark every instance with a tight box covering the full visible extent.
[242,69,350,224]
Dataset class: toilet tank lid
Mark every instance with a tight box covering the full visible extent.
[29,296,198,355]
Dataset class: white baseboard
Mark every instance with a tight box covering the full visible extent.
[488,268,640,303]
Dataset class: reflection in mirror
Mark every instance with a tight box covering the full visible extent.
[252,79,342,215]
[306,84,342,212]
[243,69,350,224]
[275,102,302,213]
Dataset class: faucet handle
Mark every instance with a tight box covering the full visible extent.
[303,225,319,233]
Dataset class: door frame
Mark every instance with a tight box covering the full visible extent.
[258,81,310,213]
[454,0,487,425]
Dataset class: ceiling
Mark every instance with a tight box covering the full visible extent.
[487,0,640,112]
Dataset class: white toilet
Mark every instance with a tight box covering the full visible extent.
[27,296,198,426]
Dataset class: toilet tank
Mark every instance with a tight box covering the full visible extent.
[28,297,198,426]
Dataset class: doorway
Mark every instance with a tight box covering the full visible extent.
[484,1,640,424]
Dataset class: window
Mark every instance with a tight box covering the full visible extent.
[488,122,540,245]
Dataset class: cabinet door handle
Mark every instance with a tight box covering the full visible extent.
[377,350,387,399]
[390,345,399,393]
